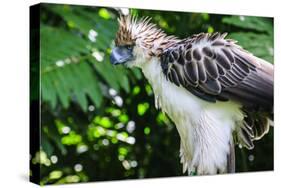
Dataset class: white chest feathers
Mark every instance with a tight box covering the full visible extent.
[140,58,244,175]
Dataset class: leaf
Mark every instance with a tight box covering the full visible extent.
[47,5,117,50]
[131,68,143,80]
[91,58,120,91]
[40,24,103,110]
[41,73,57,108]
[77,62,103,108]
[228,32,273,63]
[114,66,130,93]
[222,16,273,35]
[46,122,68,155]
[40,25,90,69]
[41,135,54,157]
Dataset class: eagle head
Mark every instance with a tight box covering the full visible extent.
[110,15,178,68]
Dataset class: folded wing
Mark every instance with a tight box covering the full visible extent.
[160,32,274,146]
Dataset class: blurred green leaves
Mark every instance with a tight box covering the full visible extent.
[229,32,273,62]
[137,102,150,116]
[61,131,82,145]
[144,127,151,135]
[222,16,273,34]
[222,16,273,63]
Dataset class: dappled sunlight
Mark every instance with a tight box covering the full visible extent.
[92,51,104,62]
[88,29,98,42]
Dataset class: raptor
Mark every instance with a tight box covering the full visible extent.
[110,15,274,175]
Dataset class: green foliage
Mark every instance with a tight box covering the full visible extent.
[229,32,273,62]
[222,16,272,34]
[222,16,273,62]
[40,4,140,111]
[33,4,274,185]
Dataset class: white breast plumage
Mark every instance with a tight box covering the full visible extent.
[140,58,244,175]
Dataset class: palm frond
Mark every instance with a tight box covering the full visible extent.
[40,5,142,111]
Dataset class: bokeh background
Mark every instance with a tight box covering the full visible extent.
[31,3,273,185]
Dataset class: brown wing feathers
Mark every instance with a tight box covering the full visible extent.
[160,32,273,146]
[161,32,273,109]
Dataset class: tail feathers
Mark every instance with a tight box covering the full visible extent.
[236,109,272,149]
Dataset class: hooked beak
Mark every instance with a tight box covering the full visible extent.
[110,46,134,65]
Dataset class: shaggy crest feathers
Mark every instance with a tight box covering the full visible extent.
[115,15,179,56]
[115,15,136,46]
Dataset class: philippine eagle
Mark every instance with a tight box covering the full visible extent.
[110,15,273,175]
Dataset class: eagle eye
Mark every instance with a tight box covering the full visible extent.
[126,45,133,50]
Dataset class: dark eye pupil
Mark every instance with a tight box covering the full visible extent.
[126,45,132,50]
